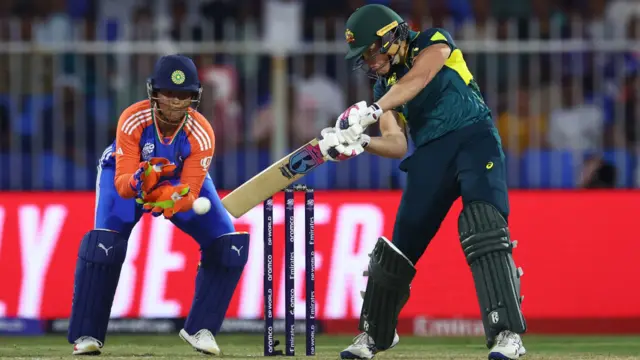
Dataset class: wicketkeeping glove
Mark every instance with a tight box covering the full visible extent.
[129,157,177,200]
[136,182,192,219]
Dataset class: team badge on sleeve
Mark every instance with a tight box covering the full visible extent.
[200,156,213,171]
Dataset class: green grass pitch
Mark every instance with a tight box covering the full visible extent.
[1,334,640,359]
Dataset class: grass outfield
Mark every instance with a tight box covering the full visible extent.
[1,334,640,359]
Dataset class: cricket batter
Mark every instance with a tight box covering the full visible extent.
[317,5,526,360]
[68,54,248,356]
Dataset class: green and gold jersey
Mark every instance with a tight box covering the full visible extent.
[373,28,496,147]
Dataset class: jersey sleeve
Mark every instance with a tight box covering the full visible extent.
[374,77,405,115]
[412,28,458,59]
[373,79,386,102]
[181,114,216,200]
[113,106,151,198]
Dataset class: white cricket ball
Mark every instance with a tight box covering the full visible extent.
[193,197,211,215]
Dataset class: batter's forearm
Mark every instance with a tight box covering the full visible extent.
[365,134,408,159]
[376,76,428,112]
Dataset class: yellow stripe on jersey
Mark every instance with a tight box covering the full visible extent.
[397,112,407,125]
[444,49,473,85]
[430,31,448,42]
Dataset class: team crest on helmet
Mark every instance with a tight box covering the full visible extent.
[171,70,186,85]
[345,29,355,43]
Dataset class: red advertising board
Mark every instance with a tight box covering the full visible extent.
[0,191,639,334]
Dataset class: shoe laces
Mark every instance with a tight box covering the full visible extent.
[76,336,103,348]
[194,329,214,342]
[352,332,374,346]
[496,331,518,347]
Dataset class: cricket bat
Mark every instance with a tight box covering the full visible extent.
[222,138,329,218]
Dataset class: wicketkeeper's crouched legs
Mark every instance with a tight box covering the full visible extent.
[183,232,249,335]
[68,230,128,344]
[458,202,526,348]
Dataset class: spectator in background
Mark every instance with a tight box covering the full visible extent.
[607,16,640,149]
[131,6,156,91]
[132,6,154,41]
[616,70,640,148]
[97,0,142,41]
[548,76,605,152]
[199,0,243,41]
[250,83,296,149]
[199,64,243,153]
[0,103,9,188]
[585,0,607,39]
[170,0,203,41]
[0,0,16,95]
[579,154,617,188]
[292,55,346,143]
[446,0,473,30]
[605,0,640,39]
[491,0,532,21]
[250,56,345,150]
[32,0,73,47]
[495,82,549,154]
[0,102,8,153]
[458,0,496,41]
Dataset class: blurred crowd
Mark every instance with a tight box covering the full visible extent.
[1,0,640,190]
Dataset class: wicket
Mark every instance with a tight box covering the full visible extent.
[263,184,316,357]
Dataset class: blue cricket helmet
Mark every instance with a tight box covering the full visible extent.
[146,54,202,109]
[148,54,201,92]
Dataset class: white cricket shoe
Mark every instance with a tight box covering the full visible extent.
[179,328,221,356]
[339,331,400,359]
[488,330,527,359]
[72,336,102,355]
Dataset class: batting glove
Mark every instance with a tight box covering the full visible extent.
[334,101,382,145]
[318,127,369,162]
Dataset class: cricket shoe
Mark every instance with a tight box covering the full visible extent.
[339,331,399,359]
[488,330,526,359]
[179,328,221,356]
[72,336,103,355]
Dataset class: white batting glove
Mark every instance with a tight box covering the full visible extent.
[318,128,370,162]
[318,127,343,160]
[336,100,382,129]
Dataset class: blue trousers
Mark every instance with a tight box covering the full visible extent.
[392,121,509,264]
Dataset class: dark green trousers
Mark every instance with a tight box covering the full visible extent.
[392,121,509,264]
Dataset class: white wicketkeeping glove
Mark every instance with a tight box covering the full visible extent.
[335,101,383,144]
[318,127,370,162]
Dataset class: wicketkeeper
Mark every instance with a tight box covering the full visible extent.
[67,54,248,356]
